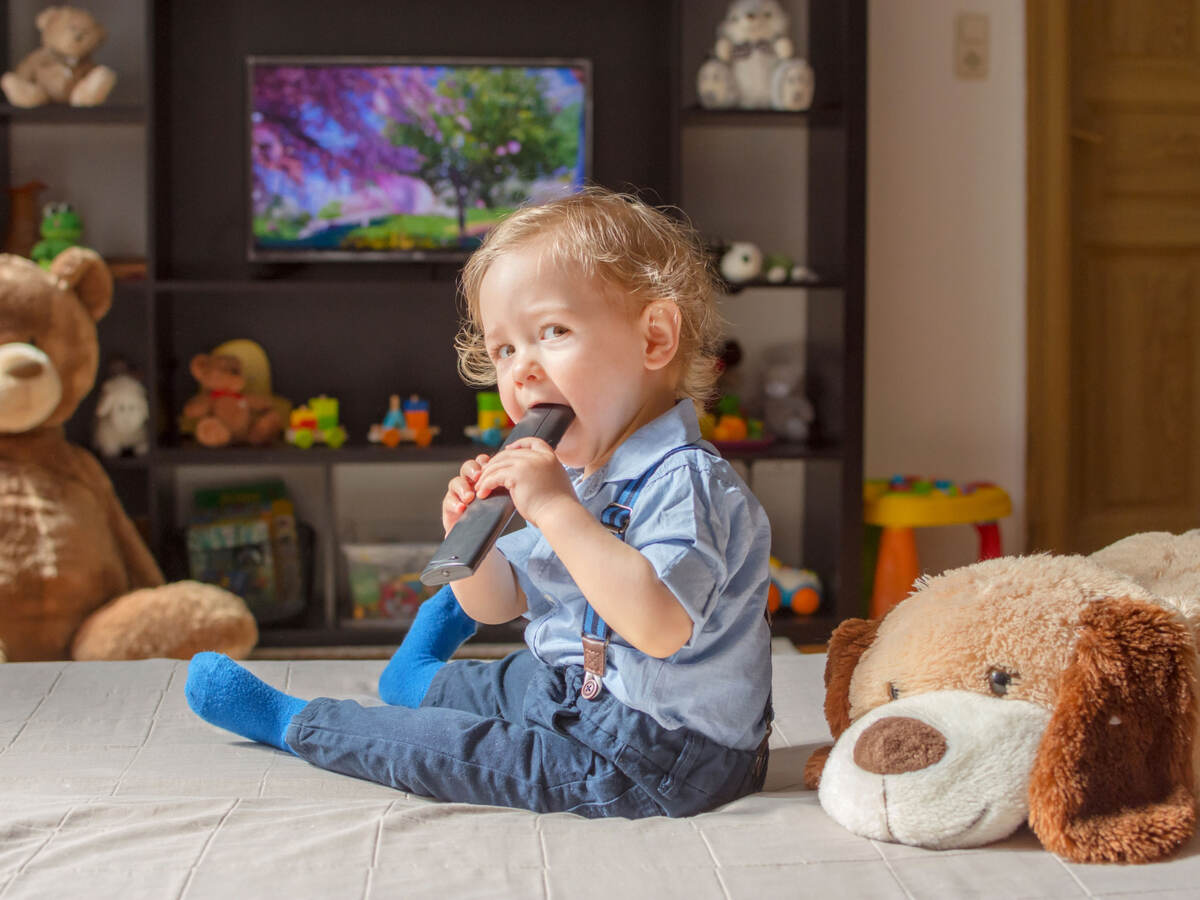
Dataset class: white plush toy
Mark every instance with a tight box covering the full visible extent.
[93,372,149,457]
[697,0,814,111]
[719,242,763,283]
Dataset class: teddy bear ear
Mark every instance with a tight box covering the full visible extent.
[823,616,880,738]
[50,247,112,322]
[1028,597,1197,863]
[35,6,63,33]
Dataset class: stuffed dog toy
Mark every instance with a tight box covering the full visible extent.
[804,530,1200,864]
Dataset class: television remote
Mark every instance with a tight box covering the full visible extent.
[420,403,575,586]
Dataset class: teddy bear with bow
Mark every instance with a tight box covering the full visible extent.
[805,530,1200,864]
[696,0,814,111]
[180,353,285,448]
[1,6,117,108]
[0,248,257,662]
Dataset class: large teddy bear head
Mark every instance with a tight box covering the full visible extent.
[805,531,1200,864]
[0,249,110,433]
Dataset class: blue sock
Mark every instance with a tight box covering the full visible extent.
[378,585,477,707]
[185,652,307,752]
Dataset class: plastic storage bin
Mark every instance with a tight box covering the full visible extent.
[343,542,442,623]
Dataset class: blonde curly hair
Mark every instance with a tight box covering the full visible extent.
[456,187,724,406]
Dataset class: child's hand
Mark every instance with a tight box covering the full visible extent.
[442,453,491,535]
[473,437,577,529]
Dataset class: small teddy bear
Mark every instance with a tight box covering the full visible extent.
[1,6,117,108]
[181,353,285,447]
[696,0,814,111]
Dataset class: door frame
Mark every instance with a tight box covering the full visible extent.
[1025,0,1073,552]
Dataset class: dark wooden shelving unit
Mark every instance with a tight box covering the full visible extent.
[4,0,865,650]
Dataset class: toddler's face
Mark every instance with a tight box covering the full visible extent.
[478,243,671,471]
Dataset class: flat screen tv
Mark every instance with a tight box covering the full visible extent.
[247,56,592,262]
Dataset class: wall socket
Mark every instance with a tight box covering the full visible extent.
[954,12,990,80]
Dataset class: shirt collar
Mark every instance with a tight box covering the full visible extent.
[571,399,703,499]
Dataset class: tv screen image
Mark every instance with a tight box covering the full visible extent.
[247,56,592,261]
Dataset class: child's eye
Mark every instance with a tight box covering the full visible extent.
[493,345,514,360]
[539,324,568,341]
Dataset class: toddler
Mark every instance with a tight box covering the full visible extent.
[186,187,773,818]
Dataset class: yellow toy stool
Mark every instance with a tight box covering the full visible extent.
[864,476,1011,619]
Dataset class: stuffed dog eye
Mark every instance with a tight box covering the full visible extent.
[887,682,900,700]
[987,667,1015,696]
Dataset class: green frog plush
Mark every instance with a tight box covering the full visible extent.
[31,201,85,268]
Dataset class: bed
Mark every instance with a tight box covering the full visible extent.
[2,651,1197,898]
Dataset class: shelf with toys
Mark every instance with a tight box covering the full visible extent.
[0,0,863,653]
[674,0,866,643]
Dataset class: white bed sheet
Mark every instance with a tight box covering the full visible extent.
[2,654,1198,899]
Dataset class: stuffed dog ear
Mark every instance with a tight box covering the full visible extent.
[1029,598,1197,863]
[804,617,879,790]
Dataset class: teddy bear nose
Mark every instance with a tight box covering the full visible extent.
[7,360,43,380]
[853,716,948,775]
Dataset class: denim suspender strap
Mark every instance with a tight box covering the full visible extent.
[580,444,706,701]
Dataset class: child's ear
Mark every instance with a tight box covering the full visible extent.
[641,300,681,371]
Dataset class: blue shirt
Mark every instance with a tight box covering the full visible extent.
[496,399,773,750]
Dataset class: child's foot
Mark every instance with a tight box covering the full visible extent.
[185,652,307,752]
[378,585,477,706]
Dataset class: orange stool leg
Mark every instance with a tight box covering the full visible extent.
[870,526,920,619]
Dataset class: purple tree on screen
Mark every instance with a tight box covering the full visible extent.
[251,65,434,192]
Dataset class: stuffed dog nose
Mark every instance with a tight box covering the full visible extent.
[853,716,948,775]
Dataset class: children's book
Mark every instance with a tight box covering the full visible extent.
[187,480,305,623]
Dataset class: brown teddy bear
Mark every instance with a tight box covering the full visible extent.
[180,353,285,447]
[0,6,117,108]
[804,530,1200,864]
[0,248,258,662]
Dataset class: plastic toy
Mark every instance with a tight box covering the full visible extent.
[767,557,821,615]
[286,395,347,449]
[31,201,84,268]
[701,393,765,444]
[863,476,1012,618]
[367,393,441,447]
[463,391,513,448]
[763,252,792,283]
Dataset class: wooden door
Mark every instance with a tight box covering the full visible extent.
[1027,0,1200,554]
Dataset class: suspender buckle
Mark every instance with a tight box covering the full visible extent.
[581,634,607,700]
[601,502,633,536]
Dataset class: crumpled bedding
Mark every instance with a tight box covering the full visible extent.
[2,654,1196,898]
